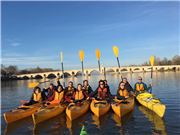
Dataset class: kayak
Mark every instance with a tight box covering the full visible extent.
[112,96,135,117]
[4,103,43,123]
[66,100,90,120]
[136,91,166,117]
[32,103,69,124]
[90,99,111,117]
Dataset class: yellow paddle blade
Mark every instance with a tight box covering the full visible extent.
[113,46,118,57]
[28,83,40,88]
[150,55,154,67]
[79,50,84,61]
[60,51,63,63]
[95,49,100,60]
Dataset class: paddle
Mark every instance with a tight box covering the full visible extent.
[61,51,65,87]
[113,46,123,80]
[21,101,29,103]
[28,80,50,88]
[95,49,101,71]
[150,55,154,94]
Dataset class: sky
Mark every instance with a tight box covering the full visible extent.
[1,1,179,71]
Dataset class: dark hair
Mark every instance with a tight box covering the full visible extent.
[123,77,127,80]
[49,83,53,86]
[99,80,105,87]
[83,80,88,84]
[57,85,63,90]
[69,81,73,85]
[77,83,82,90]
[104,80,107,82]
[33,86,41,93]
[118,82,125,90]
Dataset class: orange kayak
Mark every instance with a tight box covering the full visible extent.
[4,103,43,123]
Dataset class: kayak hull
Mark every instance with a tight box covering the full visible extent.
[4,103,43,123]
[112,96,135,117]
[66,101,90,120]
[136,92,166,117]
[32,104,67,124]
[90,100,111,117]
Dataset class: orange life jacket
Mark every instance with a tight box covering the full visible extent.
[118,88,129,96]
[97,87,108,99]
[136,83,145,91]
[67,87,75,99]
[54,91,64,102]
[33,92,42,101]
[75,90,84,100]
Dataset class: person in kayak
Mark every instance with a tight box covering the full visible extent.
[104,80,110,91]
[64,81,76,99]
[115,82,129,100]
[120,77,135,93]
[71,84,89,101]
[87,80,113,100]
[24,86,47,106]
[134,76,152,92]
[43,78,61,99]
[83,80,93,95]
[44,85,71,103]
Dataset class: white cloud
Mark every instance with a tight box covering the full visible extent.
[5,38,21,46]
[11,43,20,46]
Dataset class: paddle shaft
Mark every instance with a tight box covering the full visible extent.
[150,67,153,93]
[104,67,106,80]
[81,61,84,73]
[98,60,100,71]
[116,57,123,80]
[61,62,65,87]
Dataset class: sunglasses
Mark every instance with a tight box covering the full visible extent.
[138,79,142,80]
[100,84,104,85]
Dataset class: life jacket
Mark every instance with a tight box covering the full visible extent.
[66,87,75,99]
[97,87,108,99]
[136,83,145,91]
[118,88,129,96]
[84,85,89,94]
[33,92,43,101]
[75,90,85,100]
[54,91,64,102]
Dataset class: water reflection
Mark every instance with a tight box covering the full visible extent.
[33,112,67,135]
[66,110,90,134]
[5,116,32,135]
[138,104,167,135]
[113,108,135,127]
[91,110,112,129]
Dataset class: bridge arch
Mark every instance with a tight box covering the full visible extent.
[89,70,100,76]
[22,76,30,79]
[35,75,43,79]
[47,73,56,78]
[76,71,85,76]
[60,72,71,78]
[121,68,128,72]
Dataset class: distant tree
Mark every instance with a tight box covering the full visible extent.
[19,69,29,74]
[142,61,149,66]
[161,57,168,65]
[172,55,180,65]
[1,69,6,76]
[5,65,19,75]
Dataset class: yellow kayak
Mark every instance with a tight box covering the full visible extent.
[112,96,135,117]
[90,99,111,117]
[136,92,166,117]
[66,100,90,120]
[32,103,68,124]
[4,103,43,123]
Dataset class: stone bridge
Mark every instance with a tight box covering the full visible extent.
[16,65,180,79]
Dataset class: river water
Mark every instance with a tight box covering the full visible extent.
[1,71,180,135]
